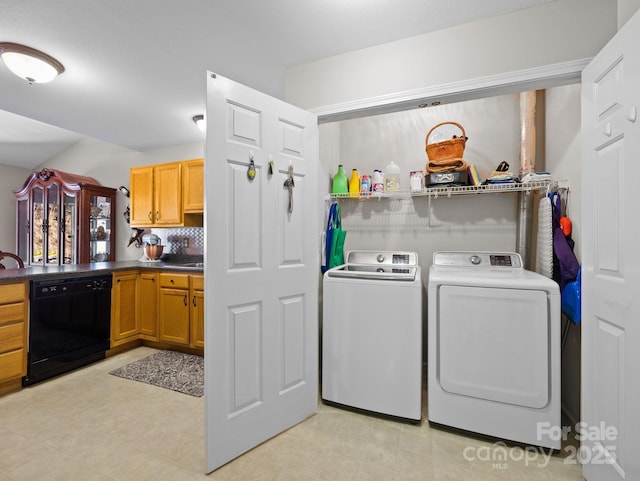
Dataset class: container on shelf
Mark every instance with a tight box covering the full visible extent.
[385,161,400,191]
[349,169,360,198]
[410,171,424,192]
[332,165,348,194]
[372,170,385,192]
[360,175,371,194]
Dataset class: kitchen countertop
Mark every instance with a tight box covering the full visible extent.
[0,260,204,282]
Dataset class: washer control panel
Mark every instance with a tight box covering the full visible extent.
[346,251,418,267]
[433,251,523,268]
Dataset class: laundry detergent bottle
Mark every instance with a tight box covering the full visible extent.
[385,160,400,191]
[332,165,348,194]
[349,169,360,197]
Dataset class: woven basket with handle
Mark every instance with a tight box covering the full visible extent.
[425,121,467,161]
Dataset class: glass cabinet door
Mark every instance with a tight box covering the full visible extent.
[62,193,77,264]
[90,194,112,262]
[16,198,28,263]
[45,182,59,265]
[31,185,44,265]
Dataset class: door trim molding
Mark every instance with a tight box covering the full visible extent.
[312,58,591,123]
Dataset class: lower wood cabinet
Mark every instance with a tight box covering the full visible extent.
[190,275,204,349]
[111,271,140,347]
[110,270,204,350]
[0,281,28,384]
[139,272,158,341]
[158,273,190,345]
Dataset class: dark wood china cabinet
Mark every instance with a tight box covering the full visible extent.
[14,168,116,265]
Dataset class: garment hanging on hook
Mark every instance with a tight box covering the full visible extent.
[549,192,579,292]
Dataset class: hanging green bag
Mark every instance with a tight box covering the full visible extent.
[322,202,346,272]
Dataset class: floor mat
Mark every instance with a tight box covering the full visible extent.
[109,350,204,397]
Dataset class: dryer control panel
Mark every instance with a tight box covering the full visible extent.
[433,251,523,268]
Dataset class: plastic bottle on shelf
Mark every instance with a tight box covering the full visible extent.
[360,174,371,195]
[385,161,400,191]
[349,169,360,197]
[372,170,385,193]
[332,165,348,194]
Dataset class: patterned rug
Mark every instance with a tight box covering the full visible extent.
[109,350,204,397]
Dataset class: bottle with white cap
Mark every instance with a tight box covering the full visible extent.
[384,160,400,191]
[372,170,385,192]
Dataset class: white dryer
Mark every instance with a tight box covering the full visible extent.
[428,251,561,449]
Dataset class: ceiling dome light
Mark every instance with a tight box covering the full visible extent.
[0,42,65,84]
[192,114,205,132]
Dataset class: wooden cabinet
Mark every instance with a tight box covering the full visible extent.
[0,281,28,383]
[154,162,183,225]
[111,270,140,346]
[129,166,154,226]
[190,275,205,348]
[183,158,204,213]
[158,273,190,345]
[139,272,158,340]
[130,159,203,228]
[109,269,204,350]
[130,162,183,227]
[14,168,116,265]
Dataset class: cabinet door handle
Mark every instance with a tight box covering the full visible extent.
[183,294,188,306]
[148,211,152,221]
[192,295,197,307]
[155,211,159,221]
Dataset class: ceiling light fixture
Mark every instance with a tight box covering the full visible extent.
[192,114,205,132]
[0,42,65,84]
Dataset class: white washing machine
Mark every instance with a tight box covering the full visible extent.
[322,251,422,421]
[428,251,561,449]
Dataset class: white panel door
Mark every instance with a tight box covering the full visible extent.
[204,73,319,472]
[581,9,640,481]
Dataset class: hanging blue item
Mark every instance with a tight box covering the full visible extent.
[561,267,581,324]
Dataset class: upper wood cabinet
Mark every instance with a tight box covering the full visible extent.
[130,162,182,227]
[129,166,154,226]
[14,168,116,265]
[130,159,203,228]
[183,158,204,213]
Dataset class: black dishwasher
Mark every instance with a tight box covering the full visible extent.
[24,274,112,386]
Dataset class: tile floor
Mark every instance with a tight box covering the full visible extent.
[0,347,584,481]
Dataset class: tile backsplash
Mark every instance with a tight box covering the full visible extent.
[150,227,204,255]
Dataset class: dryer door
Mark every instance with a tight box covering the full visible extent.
[438,285,549,408]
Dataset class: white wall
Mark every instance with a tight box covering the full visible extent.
[36,137,204,261]
[618,0,640,28]
[285,0,616,110]
[545,83,581,261]
[0,164,32,253]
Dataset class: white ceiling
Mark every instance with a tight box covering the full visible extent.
[0,0,550,169]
